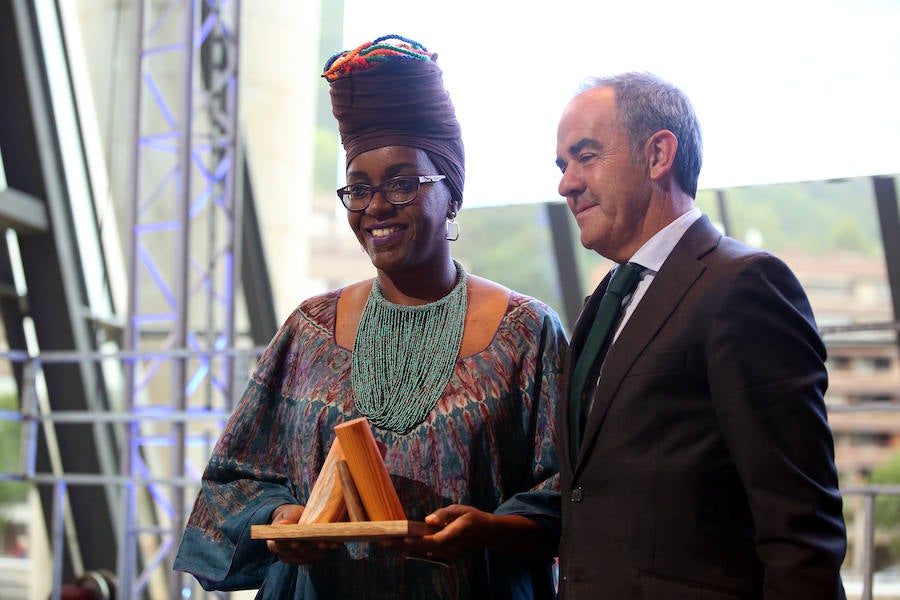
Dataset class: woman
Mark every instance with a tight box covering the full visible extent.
[174,35,567,599]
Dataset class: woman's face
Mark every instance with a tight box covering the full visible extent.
[345,146,456,274]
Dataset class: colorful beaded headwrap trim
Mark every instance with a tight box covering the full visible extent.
[323,34,436,82]
[323,34,466,206]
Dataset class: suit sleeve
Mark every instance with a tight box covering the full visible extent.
[707,253,847,599]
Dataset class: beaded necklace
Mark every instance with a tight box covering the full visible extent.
[351,261,467,434]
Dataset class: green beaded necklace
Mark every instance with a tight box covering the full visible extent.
[351,260,467,434]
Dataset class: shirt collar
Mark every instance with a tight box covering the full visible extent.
[627,206,702,273]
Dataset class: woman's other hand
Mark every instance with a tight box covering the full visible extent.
[265,504,339,565]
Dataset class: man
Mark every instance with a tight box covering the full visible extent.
[554,72,847,599]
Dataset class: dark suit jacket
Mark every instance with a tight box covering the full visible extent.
[557,216,847,599]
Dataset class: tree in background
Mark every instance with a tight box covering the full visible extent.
[0,392,30,532]
[453,203,566,323]
[869,450,900,557]
[695,178,882,257]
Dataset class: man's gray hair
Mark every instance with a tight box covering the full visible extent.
[579,72,703,198]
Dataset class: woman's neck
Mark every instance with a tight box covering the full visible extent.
[375,259,458,306]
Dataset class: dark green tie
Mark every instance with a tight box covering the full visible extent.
[569,262,644,462]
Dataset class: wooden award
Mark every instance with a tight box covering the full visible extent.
[294,438,348,524]
[251,417,438,541]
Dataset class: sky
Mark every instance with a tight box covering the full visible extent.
[343,0,900,208]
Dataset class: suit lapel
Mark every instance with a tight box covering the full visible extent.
[560,272,612,476]
[570,273,612,353]
[573,216,722,473]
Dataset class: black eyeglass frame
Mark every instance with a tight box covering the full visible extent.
[336,175,446,212]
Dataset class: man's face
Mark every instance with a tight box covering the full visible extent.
[556,87,653,262]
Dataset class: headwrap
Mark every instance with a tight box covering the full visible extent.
[324,35,466,206]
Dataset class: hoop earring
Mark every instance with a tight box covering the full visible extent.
[445,212,460,241]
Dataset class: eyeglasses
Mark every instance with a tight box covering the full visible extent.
[336,175,446,212]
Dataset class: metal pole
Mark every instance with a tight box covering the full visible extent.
[50,480,67,600]
[715,189,731,237]
[225,151,241,410]
[169,1,196,596]
[20,358,39,480]
[861,493,875,600]
[545,201,583,331]
[223,0,243,414]
[873,175,900,354]
[121,0,146,595]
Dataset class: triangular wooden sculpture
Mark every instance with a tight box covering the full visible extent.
[251,417,437,541]
[333,417,405,521]
[295,438,349,524]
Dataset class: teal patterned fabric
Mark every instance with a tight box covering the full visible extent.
[174,288,567,599]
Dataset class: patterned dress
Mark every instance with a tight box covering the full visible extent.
[174,288,567,599]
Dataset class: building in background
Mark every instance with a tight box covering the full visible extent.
[1,2,899,599]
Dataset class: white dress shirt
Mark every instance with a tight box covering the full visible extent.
[610,206,703,346]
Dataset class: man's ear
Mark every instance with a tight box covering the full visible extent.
[645,129,678,181]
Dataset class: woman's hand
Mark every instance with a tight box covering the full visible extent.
[265,504,339,565]
[400,503,556,562]
[399,504,492,561]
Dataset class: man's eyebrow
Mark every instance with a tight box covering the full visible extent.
[568,138,600,156]
[557,138,601,170]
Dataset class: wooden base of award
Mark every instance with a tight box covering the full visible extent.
[251,520,438,542]
[250,417,437,542]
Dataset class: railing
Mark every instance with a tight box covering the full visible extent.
[0,347,264,600]
[0,334,898,599]
[822,320,900,600]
